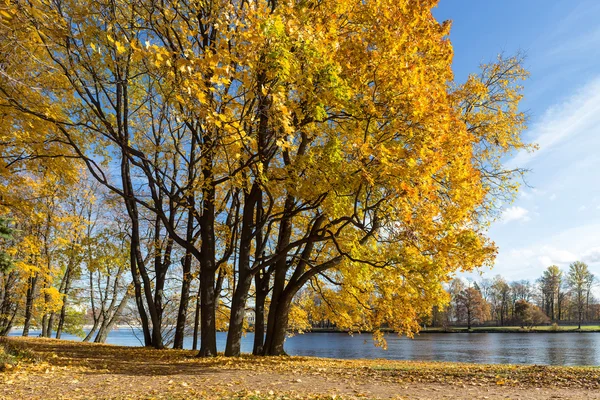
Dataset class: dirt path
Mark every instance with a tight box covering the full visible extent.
[1,338,599,399]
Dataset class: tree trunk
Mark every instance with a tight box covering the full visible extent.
[173,207,195,349]
[197,146,217,357]
[56,266,73,339]
[121,147,155,348]
[83,316,101,342]
[95,288,131,343]
[198,266,217,357]
[225,271,252,356]
[252,272,269,355]
[22,273,38,337]
[263,196,293,355]
[263,294,293,356]
[192,282,201,351]
[225,184,258,357]
[46,312,55,337]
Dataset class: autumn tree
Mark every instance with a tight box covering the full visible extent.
[567,261,594,329]
[490,276,511,325]
[539,265,563,321]
[0,0,530,356]
[455,285,489,329]
[514,300,548,329]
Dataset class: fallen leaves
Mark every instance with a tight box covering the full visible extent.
[1,337,600,400]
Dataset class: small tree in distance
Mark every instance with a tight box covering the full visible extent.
[456,286,489,330]
[515,300,549,329]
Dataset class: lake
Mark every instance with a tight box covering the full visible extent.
[9,329,600,366]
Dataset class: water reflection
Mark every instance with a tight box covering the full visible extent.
[9,329,600,366]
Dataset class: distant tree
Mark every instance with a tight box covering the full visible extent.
[456,286,489,329]
[449,278,467,323]
[567,261,594,329]
[539,266,562,321]
[514,299,549,329]
[585,274,597,321]
[491,276,511,325]
[475,278,493,303]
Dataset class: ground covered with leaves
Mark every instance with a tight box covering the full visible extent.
[0,337,599,399]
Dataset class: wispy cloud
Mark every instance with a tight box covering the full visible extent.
[582,247,600,264]
[487,223,600,282]
[501,206,530,224]
[545,26,600,59]
[507,78,600,169]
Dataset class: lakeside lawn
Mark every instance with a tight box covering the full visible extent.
[1,337,599,399]
[421,325,600,333]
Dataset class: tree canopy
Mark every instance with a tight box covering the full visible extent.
[0,0,530,355]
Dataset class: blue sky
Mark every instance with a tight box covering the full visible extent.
[433,1,600,282]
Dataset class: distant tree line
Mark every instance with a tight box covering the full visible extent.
[429,263,597,330]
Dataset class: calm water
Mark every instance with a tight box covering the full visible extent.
[9,329,600,366]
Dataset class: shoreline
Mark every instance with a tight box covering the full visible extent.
[308,326,600,334]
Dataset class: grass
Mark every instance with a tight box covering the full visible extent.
[421,325,600,332]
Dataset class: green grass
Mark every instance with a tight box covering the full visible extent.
[421,325,600,333]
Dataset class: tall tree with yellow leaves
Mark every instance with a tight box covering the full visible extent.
[0,0,531,356]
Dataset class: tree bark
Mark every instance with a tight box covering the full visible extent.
[22,273,38,337]
[198,143,218,357]
[173,207,195,349]
[199,266,217,356]
[263,196,294,356]
[225,184,259,356]
[95,287,131,343]
[56,264,73,339]
[192,282,201,351]
[252,271,269,355]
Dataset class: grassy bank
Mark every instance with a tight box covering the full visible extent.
[309,325,600,334]
[420,325,600,333]
[0,337,599,399]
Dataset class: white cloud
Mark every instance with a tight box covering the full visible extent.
[501,206,530,224]
[582,247,600,264]
[537,246,578,266]
[579,205,588,211]
[507,78,600,169]
[488,223,600,282]
[549,194,557,201]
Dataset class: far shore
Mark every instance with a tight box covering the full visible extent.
[11,324,600,336]
[308,325,600,334]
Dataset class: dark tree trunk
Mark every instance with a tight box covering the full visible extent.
[225,184,259,357]
[46,311,55,337]
[56,265,73,339]
[199,266,217,357]
[263,293,293,356]
[224,271,252,356]
[130,252,151,346]
[22,273,38,337]
[0,272,18,336]
[121,145,155,348]
[192,282,201,351]
[95,288,131,343]
[198,146,217,357]
[173,207,195,349]
[252,271,269,355]
[173,252,192,349]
